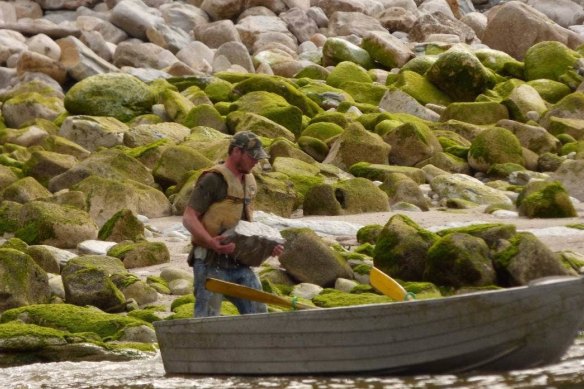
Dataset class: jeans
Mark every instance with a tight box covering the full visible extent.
[193,258,267,317]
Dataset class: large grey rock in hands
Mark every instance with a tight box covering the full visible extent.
[222,220,284,267]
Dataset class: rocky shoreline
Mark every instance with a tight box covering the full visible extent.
[2,0,584,366]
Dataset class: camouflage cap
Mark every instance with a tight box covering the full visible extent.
[230,131,269,160]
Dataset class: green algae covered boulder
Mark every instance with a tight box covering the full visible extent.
[356,224,383,244]
[226,111,296,142]
[502,84,548,123]
[390,70,451,106]
[326,61,372,88]
[339,81,388,106]
[401,55,438,75]
[468,127,524,173]
[15,201,98,248]
[230,90,304,136]
[474,48,525,78]
[297,136,329,162]
[350,162,426,184]
[272,157,324,204]
[98,209,145,242]
[323,122,390,170]
[152,144,213,189]
[493,232,572,286]
[279,228,353,286]
[436,223,517,249]
[0,200,22,234]
[0,248,50,312]
[383,121,442,167]
[72,175,172,227]
[0,303,150,340]
[526,79,572,104]
[426,49,496,102]
[523,41,582,83]
[361,30,415,69]
[313,289,393,307]
[64,73,156,122]
[373,214,439,281]
[303,177,389,216]
[231,74,322,117]
[253,171,299,217]
[322,37,373,69]
[440,101,509,125]
[517,180,577,218]
[107,240,170,269]
[424,233,496,288]
[0,321,68,351]
[540,92,584,129]
[301,121,344,142]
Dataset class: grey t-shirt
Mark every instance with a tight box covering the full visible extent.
[188,172,227,215]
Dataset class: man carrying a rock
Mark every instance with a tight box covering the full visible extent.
[183,131,284,317]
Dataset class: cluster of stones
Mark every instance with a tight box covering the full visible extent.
[2,0,584,365]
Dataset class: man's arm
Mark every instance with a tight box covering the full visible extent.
[183,205,235,255]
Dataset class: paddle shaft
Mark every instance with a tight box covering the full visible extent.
[205,278,315,310]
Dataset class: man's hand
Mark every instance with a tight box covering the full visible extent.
[209,235,236,255]
[271,244,284,257]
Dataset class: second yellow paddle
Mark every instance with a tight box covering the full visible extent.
[370,267,415,301]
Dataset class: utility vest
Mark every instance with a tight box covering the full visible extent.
[198,163,256,240]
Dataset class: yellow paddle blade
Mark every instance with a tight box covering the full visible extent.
[370,267,414,301]
[205,278,315,310]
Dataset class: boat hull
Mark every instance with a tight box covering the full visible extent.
[154,276,584,375]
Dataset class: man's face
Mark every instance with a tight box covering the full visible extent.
[235,147,259,174]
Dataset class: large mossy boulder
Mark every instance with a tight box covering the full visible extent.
[98,209,145,242]
[0,303,149,340]
[21,150,77,187]
[323,122,390,170]
[424,233,496,288]
[152,145,213,189]
[426,49,496,102]
[378,172,430,211]
[390,70,451,106]
[312,289,393,307]
[430,173,513,206]
[435,223,517,249]
[493,232,572,286]
[440,101,509,125]
[64,73,156,122]
[361,30,415,69]
[303,177,389,216]
[253,171,298,217]
[373,214,439,281]
[322,37,373,69]
[230,91,304,137]
[123,122,191,148]
[231,74,322,117]
[279,228,353,287]
[349,162,426,184]
[383,121,442,167]
[226,111,296,142]
[0,248,50,312]
[73,175,172,227]
[106,241,170,269]
[523,41,582,83]
[467,127,524,173]
[62,267,126,312]
[540,92,584,129]
[1,92,66,128]
[326,61,372,88]
[0,200,22,234]
[517,180,577,218]
[59,115,129,152]
[1,176,51,204]
[0,321,69,351]
[502,84,548,123]
[48,149,155,192]
[271,157,324,204]
[15,201,98,248]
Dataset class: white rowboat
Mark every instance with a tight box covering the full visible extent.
[154,276,584,375]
